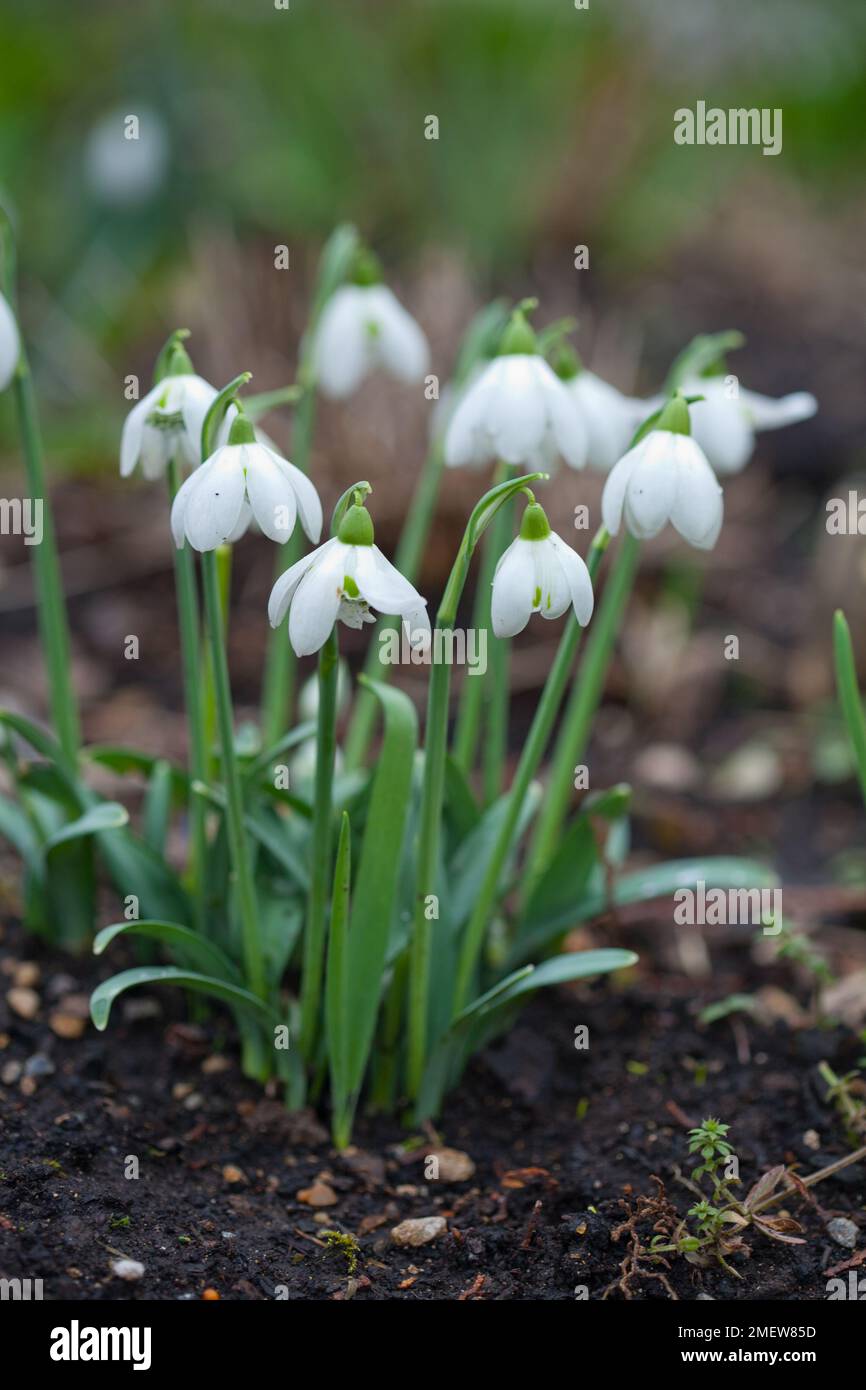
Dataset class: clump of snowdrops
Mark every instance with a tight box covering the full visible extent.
[0,220,814,1143]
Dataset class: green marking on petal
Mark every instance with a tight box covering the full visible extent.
[343,575,360,598]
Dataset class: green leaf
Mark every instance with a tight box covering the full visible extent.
[447,781,541,933]
[142,760,173,855]
[510,857,778,966]
[243,721,316,783]
[345,678,418,1100]
[96,826,192,927]
[443,754,481,843]
[244,804,310,891]
[83,745,189,800]
[326,812,352,1146]
[44,801,128,852]
[834,609,866,809]
[93,920,240,981]
[0,793,41,872]
[90,967,273,1032]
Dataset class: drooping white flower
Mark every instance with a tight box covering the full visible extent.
[121,373,218,480]
[491,501,594,638]
[679,373,817,475]
[565,369,649,472]
[444,309,586,471]
[312,277,429,399]
[0,291,21,391]
[268,499,430,658]
[601,396,723,551]
[85,106,169,206]
[171,413,322,551]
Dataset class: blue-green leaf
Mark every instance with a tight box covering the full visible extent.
[90,967,273,1032]
[93,920,239,981]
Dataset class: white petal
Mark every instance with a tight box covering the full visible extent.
[288,541,348,656]
[443,362,500,467]
[669,442,724,549]
[739,387,818,432]
[486,356,547,466]
[355,545,427,615]
[491,538,535,638]
[0,292,20,391]
[170,466,198,548]
[178,374,217,465]
[622,432,679,539]
[271,453,323,543]
[601,449,637,536]
[365,286,429,383]
[534,358,587,470]
[532,536,572,619]
[689,388,754,476]
[181,446,247,551]
[120,386,158,477]
[547,532,594,626]
[227,500,253,543]
[572,372,638,472]
[243,444,297,542]
[268,537,340,627]
[312,286,370,398]
[402,604,431,653]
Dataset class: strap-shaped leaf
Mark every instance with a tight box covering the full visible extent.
[44,801,128,851]
[90,967,273,1032]
[94,920,240,981]
[325,812,352,1145]
[510,856,779,967]
[345,678,418,1099]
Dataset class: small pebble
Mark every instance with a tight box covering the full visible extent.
[111,1259,145,1282]
[1,1061,22,1085]
[390,1216,447,1247]
[14,962,40,988]
[425,1147,476,1182]
[202,1054,231,1075]
[297,1180,338,1208]
[222,1165,246,1185]
[50,1012,86,1040]
[24,1054,55,1079]
[827,1217,858,1249]
[7,987,40,1020]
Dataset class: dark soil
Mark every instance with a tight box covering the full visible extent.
[2,920,865,1302]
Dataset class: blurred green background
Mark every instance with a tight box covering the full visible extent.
[0,0,863,467]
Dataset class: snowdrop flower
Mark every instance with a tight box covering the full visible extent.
[679,373,817,475]
[268,496,430,658]
[85,106,169,206]
[312,253,429,399]
[121,364,218,481]
[491,499,594,638]
[171,412,322,551]
[602,395,723,550]
[0,291,20,391]
[551,345,649,472]
[445,306,586,471]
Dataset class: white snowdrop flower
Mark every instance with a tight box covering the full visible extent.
[552,350,649,472]
[171,413,323,552]
[0,291,20,391]
[601,395,723,551]
[298,660,351,721]
[121,370,218,481]
[290,737,345,783]
[84,106,169,206]
[268,498,430,659]
[312,260,429,399]
[679,373,817,476]
[444,308,586,471]
[491,500,594,638]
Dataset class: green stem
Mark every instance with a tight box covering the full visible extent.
[11,357,80,759]
[261,385,317,746]
[167,459,209,930]
[452,529,610,1016]
[299,625,339,1059]
[523,532,640,896]
[834,610,866,810]
[200,550,265,998]
[343,433,446,768]
[453,461,509,775]
[481,481,514,802]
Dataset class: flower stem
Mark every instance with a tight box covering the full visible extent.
[833,610,866,810]
[299,625,339,1059]
[453,460,508,776]
[200,550,265,998]
[523,532,640,897]
[11,354,80,760]
[481,483,515,802]
[167,459,208,929]
[343,433,446,768]
[260,384,317,746]
[451,528,610,1017]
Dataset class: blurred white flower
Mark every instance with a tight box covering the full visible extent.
[491,503,594,637]
[0,291,20,391]
[312,284,429,398]
[602,398,723,550]
[298,660,351,721]
[680,374,817,475]
[84,107,169,205]
[445,351,586,471]
[170,416,322,551]
[566,369,650,472]
[268,502,429,658]
[121,374,218,480]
